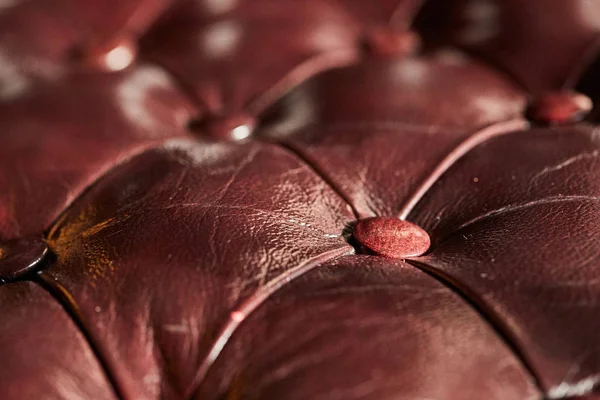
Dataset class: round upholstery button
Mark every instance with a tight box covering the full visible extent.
[527,91,593,125]
[363,27,421,57]
[189,113,256,141]
[353,217,430,258]
[0,237,48,282]
[73,36,137,72]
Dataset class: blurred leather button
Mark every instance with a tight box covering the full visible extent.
[73,36,137,72]
[189,113,256,141]
[363,27,421,57]
[0,237,48,282]
[353,217,430,258]
[527,91,593,125]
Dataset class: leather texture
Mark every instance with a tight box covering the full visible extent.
[1,0,600,399]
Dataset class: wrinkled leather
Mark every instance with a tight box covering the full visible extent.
[411,125,600,394]
[197,256,538,400]
[43,139,355,398]
[1,0,600,399]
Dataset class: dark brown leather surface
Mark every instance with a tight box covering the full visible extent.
[1,1,600,399]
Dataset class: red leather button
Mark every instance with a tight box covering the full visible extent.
[363,27,421,57]
[73,36,137,72]
[353,217,430,258]
[0,237,48,282]
[189,113,256,141]
[527,91,593,125]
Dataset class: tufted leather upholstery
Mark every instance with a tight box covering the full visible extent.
[1,0,600,399]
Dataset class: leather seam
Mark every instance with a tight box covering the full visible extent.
[563,34,600,90]
[435,195,600,246]
[398,118,530,220]
[450,47,532,93]
[264,139,364,220]
[34,271,126,400]
[247,48,360,115]
[184,247,355,399]
[405,259,544,395]
[141,59,207,110]
[44,140,174,238]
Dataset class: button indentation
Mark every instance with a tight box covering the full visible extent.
[189,112,256,141]
[363,28,421,57]
[527,91,593,125]
[73,36,137,72]
[0,237,48,282]
[353,217,430,258]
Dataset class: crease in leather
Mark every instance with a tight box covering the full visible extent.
[204,118,543,398]
[184,246,355,399]
[406,194,600,397]
[445,32,600,95]
[141,57,207,110]
[575,43,600,120]
[444,46,532,93]
[265,119,527,224]
[29,141,194,400]
[44,140,178,240]
[3,1,599,399]
[434,195,600,247]
[247,47,360,115]
[405,258,544,393]
[25,57,533,400]
[145,48,363,119]
[37,137,356,400]
[562,35,600,90]
[34,272,126,400]
[48,0,172,41]
[264,138,364,220]
[398,118,530,220]
[390,0,427,26]
[143,33,362,117]
[125,0,182,39]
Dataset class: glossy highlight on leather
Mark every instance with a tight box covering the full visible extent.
[0,237,48,282]
[527,91,593,125]
[1,0,600,399]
